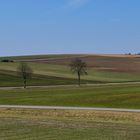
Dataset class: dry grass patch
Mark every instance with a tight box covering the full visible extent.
[0,108,140,140]
[0,108,140,124]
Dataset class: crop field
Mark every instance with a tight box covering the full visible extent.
[0,54,84,61]
[0,84,140,109]
[0,108,140,140]
[0,54,140,87]
[7,54,140,73]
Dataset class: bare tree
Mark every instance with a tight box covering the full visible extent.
[70,58,87,86]
[17,63,33,88]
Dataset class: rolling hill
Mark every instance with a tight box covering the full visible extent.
[0,54,140,87]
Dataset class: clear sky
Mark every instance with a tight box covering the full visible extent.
[0,0,140,56]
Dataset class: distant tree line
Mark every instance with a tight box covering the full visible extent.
[1,59,14,62]
[125,53,140,55]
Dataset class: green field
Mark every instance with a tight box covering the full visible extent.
[0,108,140,140]
[0,61,140,87]
[0,69,96,87]
[0,84,140,109]
[0,62,106,87]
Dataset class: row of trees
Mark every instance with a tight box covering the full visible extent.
[18,58,88,88]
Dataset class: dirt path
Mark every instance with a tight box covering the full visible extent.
[0,105,140,112]
[0,82,140,90]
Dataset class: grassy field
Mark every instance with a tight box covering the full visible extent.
[0,69,97,87]
[0,61,140,87]
[0,54,140,140]
[0,54,140,87]
[0,84,140,109]
[0,108,140,140]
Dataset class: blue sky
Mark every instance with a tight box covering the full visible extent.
[0,0,140,56]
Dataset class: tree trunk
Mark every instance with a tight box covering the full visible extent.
[78,72,80,86]
[24,79,26,89]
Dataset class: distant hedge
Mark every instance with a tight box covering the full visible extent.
[1,59,14,62]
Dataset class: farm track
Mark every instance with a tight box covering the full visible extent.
[0,81,140,90]
[0,105,140,113]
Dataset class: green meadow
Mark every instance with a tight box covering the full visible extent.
[0,84,140,109]
[0,61,140,87]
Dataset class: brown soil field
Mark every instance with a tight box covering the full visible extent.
[21,54,140,73]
